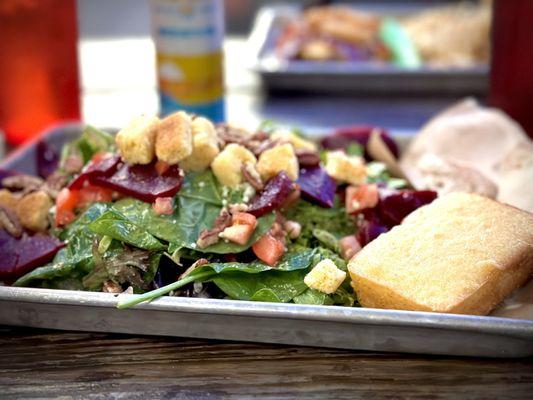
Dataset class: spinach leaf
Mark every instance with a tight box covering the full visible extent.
[293,288,334,305]
[180,170,222,205]
[113,197,275,254]
[89,210,165,251]
[212,269,309,303]
[60,125,115,168]
[284,200,355,248]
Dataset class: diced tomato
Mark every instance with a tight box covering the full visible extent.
[252,234,285,266]
[345,184,379,214]
[231,212,257,228]
[77,185,113,208]
[155,160,170,176]
[152,197,174,215]
[55,188,79,226]
[221,224,256,246]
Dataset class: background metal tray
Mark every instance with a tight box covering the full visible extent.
[248,4,488,94]
[0,124,532,358]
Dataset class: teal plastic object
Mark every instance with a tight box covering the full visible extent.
[380,17,421,68]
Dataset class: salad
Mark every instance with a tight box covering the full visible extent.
[0,112,436,309]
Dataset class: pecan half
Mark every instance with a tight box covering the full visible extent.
[102,280,123,293]
[2,174,44,195]
[241,162,264,191]
[0,205,22,238]
[197,209,232,248]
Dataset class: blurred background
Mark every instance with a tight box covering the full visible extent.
[0,0,531,156]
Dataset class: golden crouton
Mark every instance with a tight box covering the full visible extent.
[0,189,19,211]
[257,143,299,181]
[304,259,347,294]
[325,151,366,185]
[211,144,257,188]
[180,117,220,171]
[271,129,317,151]
[115,115,159,164]
[155,111,193,165]
[16,190,53,232]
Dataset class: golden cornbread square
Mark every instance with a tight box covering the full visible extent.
[348,192,533,315]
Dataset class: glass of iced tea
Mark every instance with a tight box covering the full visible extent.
[489,0,533,138]
[0,0,80,145]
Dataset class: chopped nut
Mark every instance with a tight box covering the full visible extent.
[0,205,22,238]
[16,190,53,232]
[228,203,249,214]
[2,174,44,194]
[339,235,362,261]
[283,220,301,239]
[241,162,264,190]
[102,281,123,293]
[197,209,232,248]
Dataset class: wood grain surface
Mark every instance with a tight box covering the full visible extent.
[1,325,532,399]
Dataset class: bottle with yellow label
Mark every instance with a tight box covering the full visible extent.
[150,0,225,121]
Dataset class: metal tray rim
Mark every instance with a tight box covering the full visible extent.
[2,287,532,340]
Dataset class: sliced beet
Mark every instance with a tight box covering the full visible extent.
[0,230,64,280]
[91,161,183,203]
[68,154,121,190]
[356,218,389,247]
[248,172,293,217]
[297,166,336,208]
[36,140,59,179]
[378,190,437,227]
[321,125,399,160]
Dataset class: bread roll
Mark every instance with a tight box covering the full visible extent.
[348,192,533,315]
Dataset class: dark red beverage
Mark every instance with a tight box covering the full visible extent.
[0,0,80,145]
[489,0,533,138]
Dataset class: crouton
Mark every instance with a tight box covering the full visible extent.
[325,150,366,185]
[16,190,53,232]
[257,143,299,181]
[304,259,347,294]
[211,144,257,188]
[271,129,317,151]
[155,111,193,165]
[115,115,159,164]
[180,117,220,171]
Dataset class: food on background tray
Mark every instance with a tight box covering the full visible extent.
[0,107,531,316]
[401,99,533,213]
[349,192,533,315]
[276,2,490,67]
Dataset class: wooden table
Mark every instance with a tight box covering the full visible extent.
[1,325,532,399]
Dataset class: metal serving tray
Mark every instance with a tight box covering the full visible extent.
[0,124,532,358]
[248,4,488,94]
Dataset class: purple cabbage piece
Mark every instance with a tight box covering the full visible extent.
[297,166,337,208]
[0,230,64,281]
[248,172,294,217]
[36,140,59,179]
[68,154,121,190]
[91,161,183,203]
[320,125,399,160]
[0,169,19,189]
